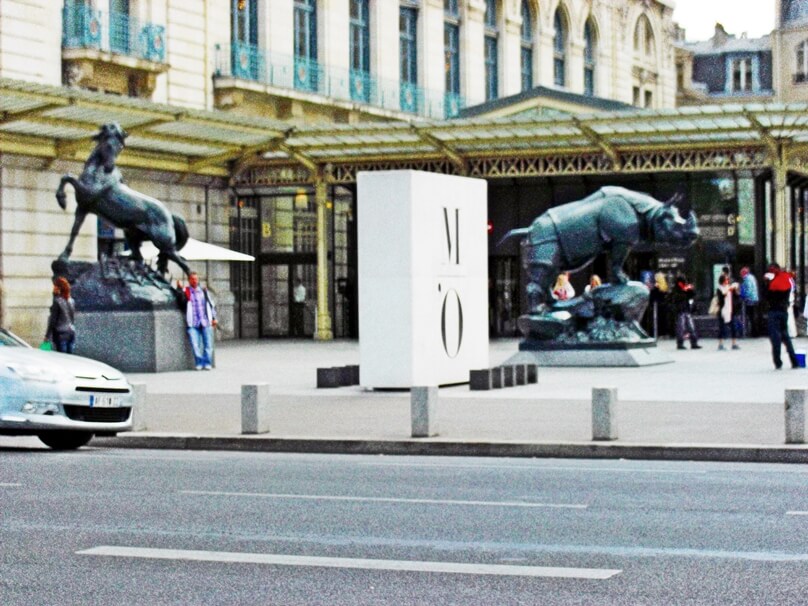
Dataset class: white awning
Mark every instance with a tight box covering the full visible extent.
[126,238,255,262]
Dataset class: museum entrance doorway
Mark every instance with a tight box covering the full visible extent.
[260,256,316,337]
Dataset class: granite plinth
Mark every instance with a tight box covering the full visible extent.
[74,309,195,373]
[506,342,672,367]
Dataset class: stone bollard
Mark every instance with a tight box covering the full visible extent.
[785,389,807,444]
[241,383,270,434]
[411,386,439,438]
[130,382,148,431]
[592,387,618,441]
[514,364,526,386]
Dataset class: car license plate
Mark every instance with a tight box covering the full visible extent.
[88,394,121,408]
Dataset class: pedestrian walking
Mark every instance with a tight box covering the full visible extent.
[45,276,76,354]
[716,273,740,350]
[739,266,759,337]
[292,278,307,337]
[764,263,798,370]
[671,275,701,350]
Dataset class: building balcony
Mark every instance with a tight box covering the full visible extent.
[213,43,463,120]
[62,4,168,97]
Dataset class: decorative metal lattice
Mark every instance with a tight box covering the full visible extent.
[237,146,771,187]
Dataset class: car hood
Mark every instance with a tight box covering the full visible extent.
[0,347,126,381]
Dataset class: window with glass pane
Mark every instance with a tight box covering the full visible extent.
[520,0,533,91]
[444,23,459,95]
[400,5,418,112]
[553,10,566,87]
[584,20,595,96]
[231,0,259,80]
[484,0,498,100]
[350,0,370,102]
[732,58,752,92]
[444,0,458,17]
[294,0,318,92]
[485,37,498,100]
[797,40,808,82]
[110,0,130,54]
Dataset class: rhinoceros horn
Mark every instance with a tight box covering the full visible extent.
[664,192,684,207]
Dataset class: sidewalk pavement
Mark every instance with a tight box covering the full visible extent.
[96,337,808,463]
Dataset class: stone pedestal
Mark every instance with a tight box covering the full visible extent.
[74,309,195,372]
[506,341,672,367]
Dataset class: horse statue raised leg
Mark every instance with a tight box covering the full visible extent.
[55,122,191,277]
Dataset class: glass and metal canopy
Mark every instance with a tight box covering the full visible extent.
[1,76,808,184]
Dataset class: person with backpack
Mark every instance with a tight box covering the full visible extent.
[180,272,217,370]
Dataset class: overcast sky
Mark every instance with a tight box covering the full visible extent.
[671,0,776,41]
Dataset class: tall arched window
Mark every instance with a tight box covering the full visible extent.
[553,9,567,87]
[294,0,318,92]
[583,19,596,96]
[400,2,419,112]
[444,0,461,116]
[231,0,259,80]
[484,0,499,100]
[632,14,657,107]
[350,0,371,102]
[634,14,655,57]
[520,0,533,91]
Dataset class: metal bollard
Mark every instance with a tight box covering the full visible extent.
[241,383,271,435]
[411,386,439,437]
[592,387,618,441]
[785,389,806,444]
[130,383,148,431]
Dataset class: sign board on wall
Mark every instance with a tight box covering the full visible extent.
[357,170,489,388]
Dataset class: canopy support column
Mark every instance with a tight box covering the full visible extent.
[773,150,789,266]
[315,170,333,341]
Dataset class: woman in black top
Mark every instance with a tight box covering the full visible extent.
[45,276,76,354]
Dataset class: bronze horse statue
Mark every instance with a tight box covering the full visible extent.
[55,123,191,276]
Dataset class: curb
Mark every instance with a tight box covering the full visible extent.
[92,434,808,464]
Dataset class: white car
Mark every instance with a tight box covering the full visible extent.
[0,328,133,449]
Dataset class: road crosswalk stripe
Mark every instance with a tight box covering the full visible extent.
[78,546,621,579]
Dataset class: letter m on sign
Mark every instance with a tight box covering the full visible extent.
[443,207,460,265]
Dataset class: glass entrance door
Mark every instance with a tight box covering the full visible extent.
[261,261,316,337]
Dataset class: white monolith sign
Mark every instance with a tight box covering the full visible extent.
[358,170,489,388]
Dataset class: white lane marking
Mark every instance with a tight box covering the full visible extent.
[181,490,587,509]
[0,482,21,487]
[787,511,808,516]
[78,546,620,579]
[357,462,708,474]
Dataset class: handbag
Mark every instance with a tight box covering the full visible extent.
[708,295,720,315]
[39,340,52,351]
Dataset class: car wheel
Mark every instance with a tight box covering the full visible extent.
[37,431,94,450]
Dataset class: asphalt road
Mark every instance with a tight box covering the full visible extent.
[1,444,807,605]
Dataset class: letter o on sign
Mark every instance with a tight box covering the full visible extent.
[441,289,463,358]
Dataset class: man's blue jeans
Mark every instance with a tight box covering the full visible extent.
[768,309,796,368]
[187,325,214,368]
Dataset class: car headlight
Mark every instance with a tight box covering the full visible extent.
[6,363,62,383]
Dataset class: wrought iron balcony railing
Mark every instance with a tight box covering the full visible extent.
[215,43,464,120]
[62,3,166,64]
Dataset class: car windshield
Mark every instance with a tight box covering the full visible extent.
[0,328,30,347]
